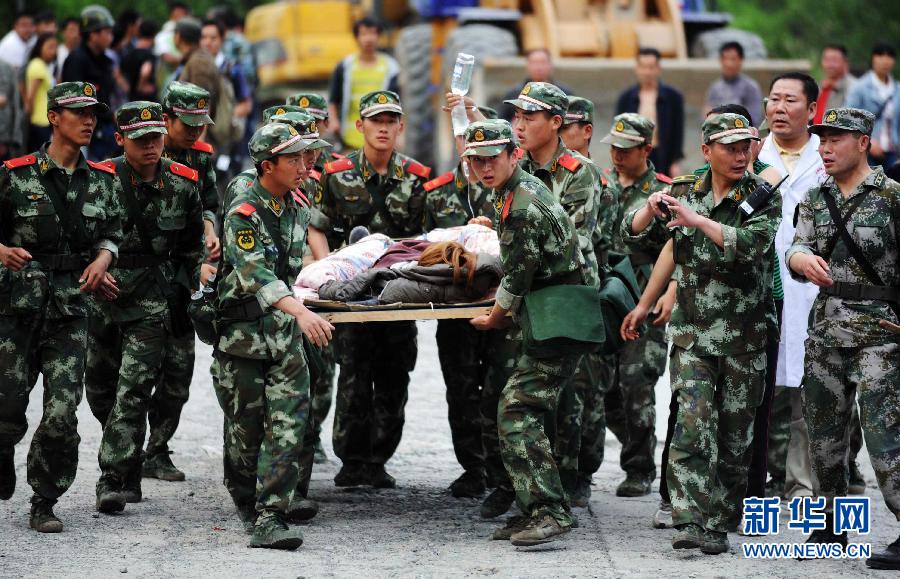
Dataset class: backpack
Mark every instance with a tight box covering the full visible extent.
[208,62,244,148]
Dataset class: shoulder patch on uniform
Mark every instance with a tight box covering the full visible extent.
[309,169,322,182]
[191,140,214,154]
[406,161,431,179]
[87,160,116,175]
[558,154,581,172]
[325,158,354,174]
[3,155,37,170]
[169,162,199,182]
[656,172,673,184]
[234,202,257,217]
[423,171,455,192]
[236,228,255,251]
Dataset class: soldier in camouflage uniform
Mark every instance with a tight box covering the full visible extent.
[87,101,205,513]
[0,82,123,532]
[312,90,431,489]
[141,81,221,482]
[421,103,504,498]
[786,108,900,569]
[218,110,329,522]
[622,113,780,554]
[600,114,672,499]
[216,122,334,549]
[501,82,612,510]
[466,120,586,546]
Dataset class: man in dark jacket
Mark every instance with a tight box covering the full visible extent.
[61,6,117,160]
[615,48,685,177]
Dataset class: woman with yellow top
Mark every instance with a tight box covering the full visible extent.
[24,33,57,150]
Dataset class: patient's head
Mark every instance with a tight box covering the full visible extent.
[418,242,477,290]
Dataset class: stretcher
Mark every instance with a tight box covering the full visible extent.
[303,299,495,324]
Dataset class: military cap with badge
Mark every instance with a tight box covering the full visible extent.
[461,120,515,158]
[47,81,109,112]
[600,113,654,148]
[286,93,329,120]
[359,90,403,117]
[564,97,595,126]
[809,107,875,136]
[115,101,167,139]
[504,82,568,116]
[163,81,214,126]
[268,111,331,151]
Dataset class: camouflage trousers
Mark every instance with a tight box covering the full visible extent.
[605,323,667,478]
[436,319,491,474]
[332,321,417,467]
[89,311,170,484]
[216,324,311,516]
[575,352,615,477]
[479,328,520,489]
[552,356,590,497]
[668,346,766,533]
[803,339,900,517]
[0,313,84,501]
[311,342,336,446]
[146,317,195,458]
[499,349,580,526]
[769,385,864,484]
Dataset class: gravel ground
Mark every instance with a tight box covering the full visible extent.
[1,320,894,578]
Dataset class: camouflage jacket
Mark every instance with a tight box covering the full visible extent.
[423,162,495,230]
[787,167,899,347]
[311,149,430,243]
[519,139,604,288]
[217,179,311,360]
[667,169,781,355]
[607,162,672,287]
[99,156,205,323]
[163,140,219,228]
[0,145,123,318]
[492,166,584,313]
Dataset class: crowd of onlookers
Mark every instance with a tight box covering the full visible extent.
[0,5,256,173]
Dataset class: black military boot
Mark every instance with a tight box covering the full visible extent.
[29,495,63,533]
[867,535,900,570]
[122,469,142,503]
[616,472,653,497]
[480,487,515,519]
[96,478,126,514]
[334,462,369,487]
[0,447,14,500]
[369,464,396,489]
[142,451,186,482]
[797,513,847,560]
[449,470,486,498]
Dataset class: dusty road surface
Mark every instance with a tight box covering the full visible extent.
[1,320,895,577]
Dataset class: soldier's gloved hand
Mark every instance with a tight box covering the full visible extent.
[297,310,334,348]
[621,304,649,342]
[879,319,900,334]
[79,250,114,293]
[0,245,31,271]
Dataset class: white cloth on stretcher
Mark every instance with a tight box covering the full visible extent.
[293,225,500,300]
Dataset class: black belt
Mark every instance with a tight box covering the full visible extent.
[532,270,584,291]
[219,297,265,321]
[116,253,170,269]
[822,281,900,303]
[28,253,85,271]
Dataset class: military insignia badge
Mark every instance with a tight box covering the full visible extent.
[84,84,94,96]
[310,122,317,133]
[826,110,837,122]
[197,98,207,109]
[474,130,485,142]
[494,197,503,213]
[39,159,49,173]
[615,120,625,132]
[734,118,745,128]
[642,181,650,192]
[236,228,255,251]
[268,198,282,214]
[521,84,531,96]
[299,97,310,108]
[315,186,323,204]
[377,93,388,104]
[455,175,463,189]
[276,107,285,116]
[288,125,299,136]
[394,164,403,179]
[140,108,151,121]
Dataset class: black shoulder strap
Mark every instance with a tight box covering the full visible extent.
[820,186,875,266]
[43,162,91,249]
